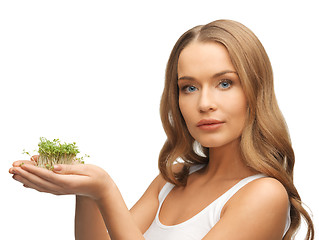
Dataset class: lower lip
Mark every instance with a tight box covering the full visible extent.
[198,123,224,130]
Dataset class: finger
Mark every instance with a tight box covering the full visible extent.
[12,168,65,194]
[9,166,24,174]
[12,174,52,193]
[31,155,39,162]
[12,160,36,167]
[9,166,16,174]
[20,163,89,190]
[53,163,89,175]
[15,174,62,195]
[19,163,94,196]
[20,164,62,183]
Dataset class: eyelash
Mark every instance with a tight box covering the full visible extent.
[180,79,233,93]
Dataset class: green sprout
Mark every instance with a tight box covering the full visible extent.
[22,149,31,156]
[22,137,89,170]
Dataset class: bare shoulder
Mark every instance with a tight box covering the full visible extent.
[142,162,184,196]
[242,177,288,204]
[206,177,290,239]
[152,163,185,193]
[129,172,167,233]
[225,177,289,214]
[250,176,288,196]
[154,172,167,193]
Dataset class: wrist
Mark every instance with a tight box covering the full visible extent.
[76,195,92,201]
[94,173,117,204]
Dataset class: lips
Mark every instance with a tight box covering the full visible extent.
[196,119,224,127]
[196,119,224,130]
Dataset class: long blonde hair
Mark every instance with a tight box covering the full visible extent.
[159,19,314,239]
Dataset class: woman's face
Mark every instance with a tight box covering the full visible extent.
[177,41,247,148]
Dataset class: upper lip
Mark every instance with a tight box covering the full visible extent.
[196,119,224,127]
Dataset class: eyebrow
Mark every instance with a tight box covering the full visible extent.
[178,70,238,81]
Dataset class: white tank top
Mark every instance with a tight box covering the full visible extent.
[144,165,291,239]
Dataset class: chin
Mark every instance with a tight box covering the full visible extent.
[195,137,241,149]
[200,142,225,148]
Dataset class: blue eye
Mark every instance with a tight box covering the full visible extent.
[187,86,197,92]
[181,85,198,93]
[218,79,232,89]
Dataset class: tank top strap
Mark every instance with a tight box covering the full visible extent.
[209,173,291,236]
[222,173,267,202]
[158,182,175,204]
[189,164,206,174]
[210,173,267,223]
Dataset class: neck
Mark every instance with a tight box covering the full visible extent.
[204,139,257,180]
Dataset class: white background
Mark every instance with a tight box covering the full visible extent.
[0,0,318,239]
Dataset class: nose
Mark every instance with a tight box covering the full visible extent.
[198,88,217,113]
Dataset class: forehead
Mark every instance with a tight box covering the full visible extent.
[177,41,236,77]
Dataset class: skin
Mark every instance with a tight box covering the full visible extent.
[9,41,289,240]
[177,40,253,180]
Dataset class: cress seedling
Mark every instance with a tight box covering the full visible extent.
[23,137,89,170]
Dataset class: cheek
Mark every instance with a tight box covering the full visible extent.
[227,97,247,130]
[179,98,194,121]
[179,101,188,123]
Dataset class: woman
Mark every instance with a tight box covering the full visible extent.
[9,19,314,239]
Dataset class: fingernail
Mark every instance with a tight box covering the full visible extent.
[53,165,62,171]
[20,164,27,170]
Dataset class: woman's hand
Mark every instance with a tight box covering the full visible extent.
[9,156,112,201]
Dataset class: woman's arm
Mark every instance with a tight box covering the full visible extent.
[10,162,165,239]
[74,174,165,240]
[75,196,110,240]
[93,176,145,240]
[75,173,165,240]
